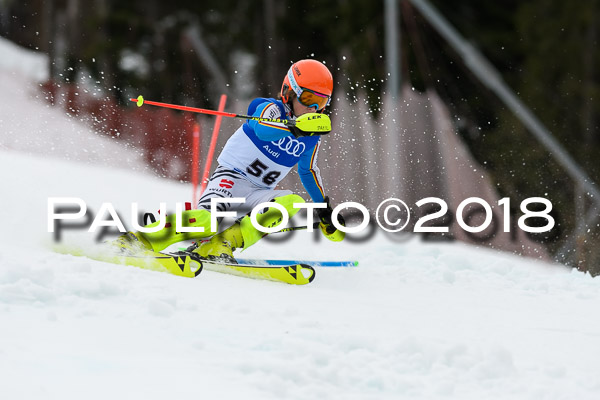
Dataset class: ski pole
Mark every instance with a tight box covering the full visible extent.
[131,95,294,126]
[178,223,320,252]
[275,222,320,234]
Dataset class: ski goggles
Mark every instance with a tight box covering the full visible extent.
[287,69,331,110]
[297,88,331,110]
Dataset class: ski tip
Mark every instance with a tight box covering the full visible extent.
[136,95,144,107]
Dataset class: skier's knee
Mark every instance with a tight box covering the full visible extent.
[273,194,305,218]
[138,208,216,251]
[238,194,304,249]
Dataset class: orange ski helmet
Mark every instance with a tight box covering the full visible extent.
[281,59,333,110]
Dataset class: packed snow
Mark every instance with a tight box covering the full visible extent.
[1,37,600,400]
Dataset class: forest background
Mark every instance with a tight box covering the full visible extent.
[2,0,599,272]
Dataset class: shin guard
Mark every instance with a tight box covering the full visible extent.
[239,194,305,249]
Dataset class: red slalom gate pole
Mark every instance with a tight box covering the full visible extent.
[199,94,227,197]
[191,122,201,206]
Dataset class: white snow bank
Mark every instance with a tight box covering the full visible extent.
[0,35,48,82]
[0,36,147,172]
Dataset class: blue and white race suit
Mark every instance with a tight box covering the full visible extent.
[198,97,326,213]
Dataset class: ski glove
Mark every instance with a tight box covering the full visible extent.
[288,125,317,138]
[287,113,332,138]
[316,197,345,242]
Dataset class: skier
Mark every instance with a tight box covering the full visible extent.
[118,59,344,261]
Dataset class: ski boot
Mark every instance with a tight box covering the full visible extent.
[109,209,216,255]
[136,209,216,252]
[192,194,305,263]
[192,222,243,264]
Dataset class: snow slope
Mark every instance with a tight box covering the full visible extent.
[2,150,600,400]
[1,38,600,399]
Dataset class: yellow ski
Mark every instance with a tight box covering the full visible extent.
[201,260,315,285]
[54,244,202,277]
[54,245,315,284]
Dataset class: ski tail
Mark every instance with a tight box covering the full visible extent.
[54,244,203,278]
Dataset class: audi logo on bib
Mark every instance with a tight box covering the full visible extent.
[272,137,306,157]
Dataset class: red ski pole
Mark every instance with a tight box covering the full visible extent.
[131,95,293,125]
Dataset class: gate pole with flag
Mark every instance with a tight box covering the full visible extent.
[196,94,228,204]
[191,122,201,206]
